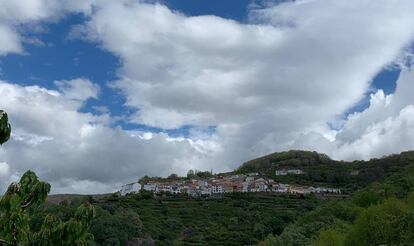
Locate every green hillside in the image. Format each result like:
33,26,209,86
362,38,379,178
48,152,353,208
258,152,414,245
34,192,320,245
24,150,414,245
236,150,414,191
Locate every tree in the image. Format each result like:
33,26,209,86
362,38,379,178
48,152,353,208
311,229,344,246
257,234,282,246
0,110,11,145
187,170,195,178
0,110,96,245
167,173,179,180
0,171,51,245
344,199,413,246
0,171,96,246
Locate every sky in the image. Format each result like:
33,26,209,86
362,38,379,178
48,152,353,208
0,0,414,194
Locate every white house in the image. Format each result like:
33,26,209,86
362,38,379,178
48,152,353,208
212,184,224,194
143,183,157,192
242,182,249,192
120,182,141,196
157,184,172,193
275,169,288,176
276,169,304,176
201,187,212,195
272,183,289,193
245,177,254,183
254,180,267,192
171,185,182,194
197,180,208,187
287,169,304,175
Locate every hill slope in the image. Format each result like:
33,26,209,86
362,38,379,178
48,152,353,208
32,150,414,245
236,150,414,191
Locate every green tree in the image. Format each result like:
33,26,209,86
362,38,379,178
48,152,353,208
311,229,344,246
0,110,96,245
257,234,282,246
0,110,11,145
0,171,51,245
344,199,413,246
167,173,179,180
0,171,96,246
186,169,195,178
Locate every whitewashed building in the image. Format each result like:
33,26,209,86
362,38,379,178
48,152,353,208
274,184,289,193
276,169,304,176
275,170,288,176
287,169,304,175
212,184,223,194
120,182,141,196
143,183,157,192
245,177,254,183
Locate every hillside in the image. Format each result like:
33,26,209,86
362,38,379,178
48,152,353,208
258,151,414,245
29,150,414,245
31,151,414,245
236,150,414,191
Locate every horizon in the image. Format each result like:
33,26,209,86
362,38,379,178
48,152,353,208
1,0,414,194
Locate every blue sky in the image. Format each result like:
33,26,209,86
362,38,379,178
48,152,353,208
1,0,414,193
0,0,400,135
0,1,254,137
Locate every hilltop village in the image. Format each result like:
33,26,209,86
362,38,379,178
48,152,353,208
120,169,341,197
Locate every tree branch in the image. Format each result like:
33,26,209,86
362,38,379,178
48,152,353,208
20,198,33,211
0,238,12,245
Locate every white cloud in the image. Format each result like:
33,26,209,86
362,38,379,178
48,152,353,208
0,162,10,177
0,0,97,56
74,0,414,162
0,80,218,193
55,78,100,101
0,24,23,55
76,0,414,129
293,67,414,160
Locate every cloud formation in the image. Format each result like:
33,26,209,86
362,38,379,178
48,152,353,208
0,0,414,193
0,0,96,55
75,0,414,161
293,68,414,160
0,80,217,193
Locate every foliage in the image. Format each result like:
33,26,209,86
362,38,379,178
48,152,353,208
0,110,11,145
344,198,414,246
0,110,96,245
0,171,96,246
0,171,50,245
257,234,282,246
259,157,414,246
235,149,414,192
90,207,142,246
311,229,345,246
187,169,213,179
33,193,319,245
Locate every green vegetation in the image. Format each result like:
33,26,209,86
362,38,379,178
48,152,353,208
0,109,96,246
236,149,414,192
33,192,319,245
0,110,11,145
259,153,414,245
